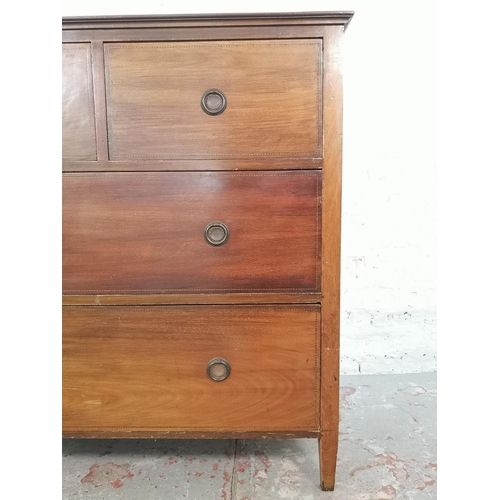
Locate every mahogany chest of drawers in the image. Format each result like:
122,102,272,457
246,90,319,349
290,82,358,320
62,11,353,491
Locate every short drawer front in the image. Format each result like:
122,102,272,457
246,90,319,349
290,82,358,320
62,171,321,294
62,43,96,160
63,306,320,431
105,40,321,159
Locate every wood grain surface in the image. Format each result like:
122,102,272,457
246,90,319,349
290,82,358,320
61,12,352,491
63,25,327,44
62,43,96,160
62,158,323,172
104,40,321,159
90,41,108,161
62,292,322,306
62,305,320,431
63,430,320,439
319,25,345,491
62,171,321,294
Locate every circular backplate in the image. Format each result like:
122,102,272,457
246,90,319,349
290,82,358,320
204,222,229,246
201,89,227,116
206,358,231,382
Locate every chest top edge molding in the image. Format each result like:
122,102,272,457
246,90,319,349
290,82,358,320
62,11,354,30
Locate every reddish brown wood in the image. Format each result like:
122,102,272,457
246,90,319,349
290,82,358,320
105,40,321,160
62,293,322,306
319,25,345,490
62,158,323,172
63,430,319,439
319,430,339,490
63,305,320,432
62,43,96,160
61,12,353,491
63,171,321,294
90,41,108,161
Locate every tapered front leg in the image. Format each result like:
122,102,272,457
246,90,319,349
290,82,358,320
319,429,339,491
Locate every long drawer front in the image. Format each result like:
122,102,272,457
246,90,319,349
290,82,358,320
62,171,321,294
63,305,320,432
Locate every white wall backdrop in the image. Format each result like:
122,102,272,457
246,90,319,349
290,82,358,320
62,0,436,374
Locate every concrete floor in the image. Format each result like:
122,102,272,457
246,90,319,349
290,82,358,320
62,372,436,499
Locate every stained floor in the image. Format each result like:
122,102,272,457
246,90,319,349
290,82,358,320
62,372,437,499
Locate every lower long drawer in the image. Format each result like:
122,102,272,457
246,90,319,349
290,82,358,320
62,305,320,433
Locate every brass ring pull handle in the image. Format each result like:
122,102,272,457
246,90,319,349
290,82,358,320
201,89,227,115
206,358,231,382
204,222,229,246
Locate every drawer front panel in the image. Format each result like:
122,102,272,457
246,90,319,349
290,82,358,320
62,171,321,294
62,43,96,160
105,40,321,159
63,306,320,431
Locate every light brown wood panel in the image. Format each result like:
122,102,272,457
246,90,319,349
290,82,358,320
104,40,321,159
62,43,96,160
62,171,321,294
62,305,320,431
